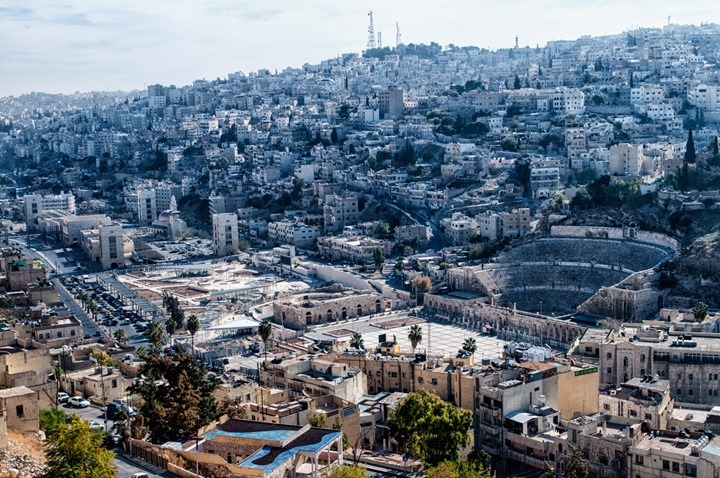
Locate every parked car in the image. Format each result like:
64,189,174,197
88,421,104,430
68,396,90,408
57,392,70,403
106,401,136,419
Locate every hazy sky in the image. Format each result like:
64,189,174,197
1,0,718,97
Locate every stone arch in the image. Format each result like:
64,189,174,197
327,310,333,321
357,304,363,316
375,300,382,313
342,307,348,320
305,311,312,325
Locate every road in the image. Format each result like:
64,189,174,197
51,277,105,338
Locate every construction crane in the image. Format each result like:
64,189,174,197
367,11,376,49
396,22,402,47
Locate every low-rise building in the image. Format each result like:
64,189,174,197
316,236,391,264
268,221,320,249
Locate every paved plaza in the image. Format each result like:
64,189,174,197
310,310,508,360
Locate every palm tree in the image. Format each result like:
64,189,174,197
408,324,423,354
146,321,164,354
165,318,177,336
462,337,478,356
113,329,128,345
258,318,272,366
693,301,709,323
187,314,200,354
350,332,364,350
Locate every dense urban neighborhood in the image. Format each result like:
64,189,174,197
4,20,720,478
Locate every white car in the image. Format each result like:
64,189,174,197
88,421,104,431
57,392,70,403
68,396,90,408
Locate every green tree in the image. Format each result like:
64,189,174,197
307,412,328,428
91,349,118,367
408,324,423,354
39,407,69,438
326,464,367,478
685,129,696,164
187,314,200,354
44,414,117,478
258,318,273,366
513,75,522,90
468,243,485,260
292,177,305,200
113,328,128,345
165,317,177,336
350,332,364,350
129,349,218,443
427,459,493,478
543,444,589,478
372,247,385,270
462,337,477,356
146,321,164,355
693,301,709,323
387,390,472,466
238,238,250,252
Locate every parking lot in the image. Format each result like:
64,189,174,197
59,275,151,347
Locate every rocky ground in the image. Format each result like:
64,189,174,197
0,430,46,478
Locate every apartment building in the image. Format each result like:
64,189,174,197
378,88,404,118
267,220,320,249
212,213,239,256
440,213,478,245
323,194,360,233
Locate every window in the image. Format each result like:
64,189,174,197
630,410,637,417
111,379,117,388
431,378,438,385
689,373,694,380
16,405,24,418
604,404,610,411
623,357,628,367
686,464,697,477
634,455,643,465
607,352,612,359
585,346,593,353
678,373,682,380
607,367,612,374
689,389,694,396
662,460,670,471
645,413,652,420
672,462,680,473
677,388,682,395
640,354,645,361
70,330,76,336
418,377,424,383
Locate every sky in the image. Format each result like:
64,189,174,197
1,0,718,97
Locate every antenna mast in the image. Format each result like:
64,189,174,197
396,22,402,47
367,11,376,49
378,32,383,49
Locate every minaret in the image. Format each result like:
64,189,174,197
515,35,519,49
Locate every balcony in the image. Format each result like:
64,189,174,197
478,421,502,435
506,449,548,470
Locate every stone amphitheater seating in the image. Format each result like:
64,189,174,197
497,238,671,272
486,265,629,293
497,290,593,316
